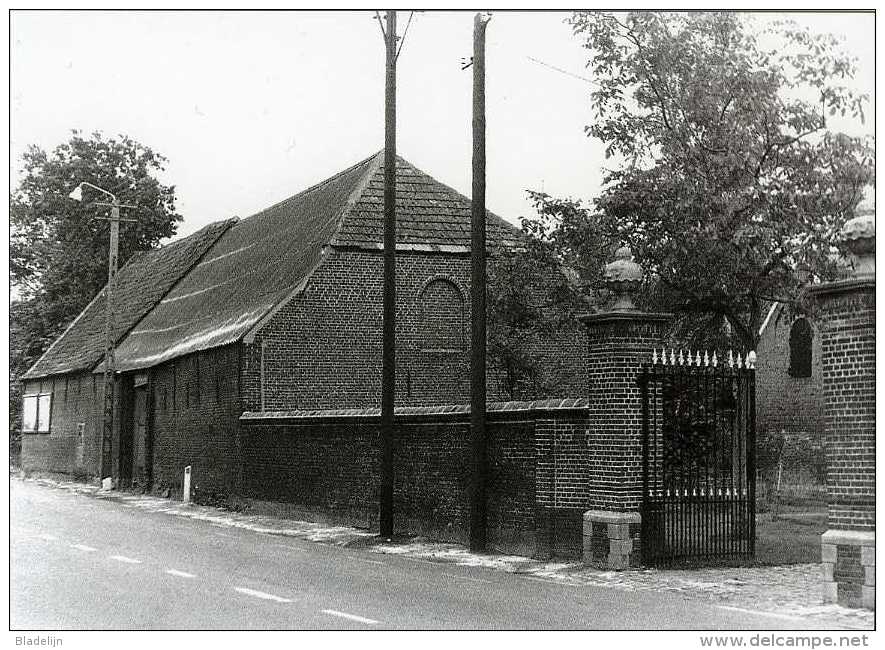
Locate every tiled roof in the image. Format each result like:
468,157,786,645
53,152,521,374
23,219,235,380
333,154,519,250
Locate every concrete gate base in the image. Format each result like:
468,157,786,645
583,510,641,570
821,529,875,610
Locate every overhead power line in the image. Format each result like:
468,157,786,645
526,55,597,86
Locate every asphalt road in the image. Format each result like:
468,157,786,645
10,479,814,630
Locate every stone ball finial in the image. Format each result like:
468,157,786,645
841,213,875,278
604,245,643,310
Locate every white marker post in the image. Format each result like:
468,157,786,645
183,465,192,504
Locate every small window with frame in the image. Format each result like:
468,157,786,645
788,318,813,378
22,392,52,434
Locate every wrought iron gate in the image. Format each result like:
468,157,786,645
639,350,756,566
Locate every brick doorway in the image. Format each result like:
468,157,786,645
118,373,152,488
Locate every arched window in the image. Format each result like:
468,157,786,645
419,278,465,351
788,318,813,378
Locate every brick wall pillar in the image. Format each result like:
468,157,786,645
577,246,670,569
810,213,875,610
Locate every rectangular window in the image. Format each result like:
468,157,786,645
22,392,52,433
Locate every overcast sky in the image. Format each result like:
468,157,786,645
10,10,875,241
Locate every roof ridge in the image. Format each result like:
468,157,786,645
241,154,384,345
238,151,383,226
152,217,240,252
330,151,386,245
392,155,521,237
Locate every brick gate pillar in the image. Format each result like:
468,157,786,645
810,213,875,610
578,247,670,569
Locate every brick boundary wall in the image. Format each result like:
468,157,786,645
239,399,589,558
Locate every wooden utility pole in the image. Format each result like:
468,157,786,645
470,12,490,552
379,9,397,539
69,182,136,481
100,199,121,479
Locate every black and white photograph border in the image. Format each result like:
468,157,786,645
5,0,879,644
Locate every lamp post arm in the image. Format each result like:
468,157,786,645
79,182,118,204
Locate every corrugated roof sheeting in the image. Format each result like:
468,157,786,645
112,154,379,371
23,219,235,380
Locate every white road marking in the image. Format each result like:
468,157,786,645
716,606,809,622
71,544,97,552
321,609,379,625
234,587,292,603
166,569,196,579
110,555,142,564
353,557,383,565
38,534,58,541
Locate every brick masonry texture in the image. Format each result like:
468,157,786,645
583,315,670,512
812,284,875,531
239,403,589,558
21,373,104,477
20,246,586,499
148,345,243,497
245,248,586,411
755,306,825,490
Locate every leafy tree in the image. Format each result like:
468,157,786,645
528,12,873,350
487,233,588,400
9,131,181,454
11,130,181,315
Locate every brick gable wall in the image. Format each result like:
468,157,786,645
245,247,586,412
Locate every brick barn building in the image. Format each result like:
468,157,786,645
754,302,826,494
20,152,586,499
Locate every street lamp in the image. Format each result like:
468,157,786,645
69,181,136,483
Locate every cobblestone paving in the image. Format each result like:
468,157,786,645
22,476,874,630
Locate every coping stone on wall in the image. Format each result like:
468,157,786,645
240,398,590,424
